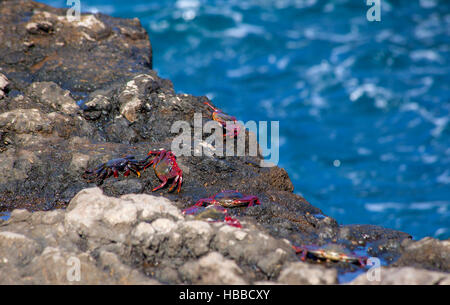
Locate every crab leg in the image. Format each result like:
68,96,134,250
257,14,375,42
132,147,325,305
127,164,141,177
93,168,108,183
152,176,168,192
195,198,214,207
300,250,308,261
123,168,131,177
168,175,180,192
204,101,218,112
177,174,183,193
91,168,111,184
224,216,242,228
142,150,164,170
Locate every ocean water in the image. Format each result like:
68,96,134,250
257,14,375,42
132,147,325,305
42,0,449,240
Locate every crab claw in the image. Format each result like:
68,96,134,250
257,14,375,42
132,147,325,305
224,216,242,228
182,205,202,215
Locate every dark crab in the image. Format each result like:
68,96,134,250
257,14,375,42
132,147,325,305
82,155,142,184
142,149,183,193
204,101,241,138
293,243,367,267
182,205,242,228
194,190,261,208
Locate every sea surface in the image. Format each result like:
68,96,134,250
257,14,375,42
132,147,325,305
42,0,450,240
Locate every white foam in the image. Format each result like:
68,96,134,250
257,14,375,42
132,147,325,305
365,201,450,213
223,24,264,38
437,170,450,184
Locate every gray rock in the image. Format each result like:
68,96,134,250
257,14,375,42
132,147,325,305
179,252,247,284
26,82,79,115
0,73,8,99
212,225,293,278
96,250,160,284
69,153,90,174
350,267,450,285
25,246,119,284
9,209,31,223
131,222,156,246
121,193,183,222
118,74,159,123
31,210,65,225
25,20,53,34
177,221,213,257
277,261,338,285
0,149,38,183
0,231,42,266
0,108,53,134
393,237,450,272
65,187,139,245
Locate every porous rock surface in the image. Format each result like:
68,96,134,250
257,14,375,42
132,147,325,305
0,0,448,284
0,187,296,284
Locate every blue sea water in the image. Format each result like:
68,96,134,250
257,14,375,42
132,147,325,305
42,0,449,240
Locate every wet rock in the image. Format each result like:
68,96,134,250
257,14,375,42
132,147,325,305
0,0,152,96
104,117,139,144
350,267,450,285
277,261,338,285
110,178,144,195
26,82,79,115
393,237,450,272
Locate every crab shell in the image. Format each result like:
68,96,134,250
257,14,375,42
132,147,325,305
204,101,241,138
143,149,183,193
182,205,242,228
195,190,261,208
294,243,367,266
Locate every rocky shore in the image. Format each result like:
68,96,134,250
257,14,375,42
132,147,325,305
0,0,448,284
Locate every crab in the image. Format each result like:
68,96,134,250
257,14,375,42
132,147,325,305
194,190,261,208
82,155,142,184
142,149,183,193
293,243,367,267
182,205,242,228
204,101,241,138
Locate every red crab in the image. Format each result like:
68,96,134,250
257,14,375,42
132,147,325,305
204,101,241,138
82,155,142,184
293,243,367,267
194,190,261,208
142,149,183,193
182,205,242,228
